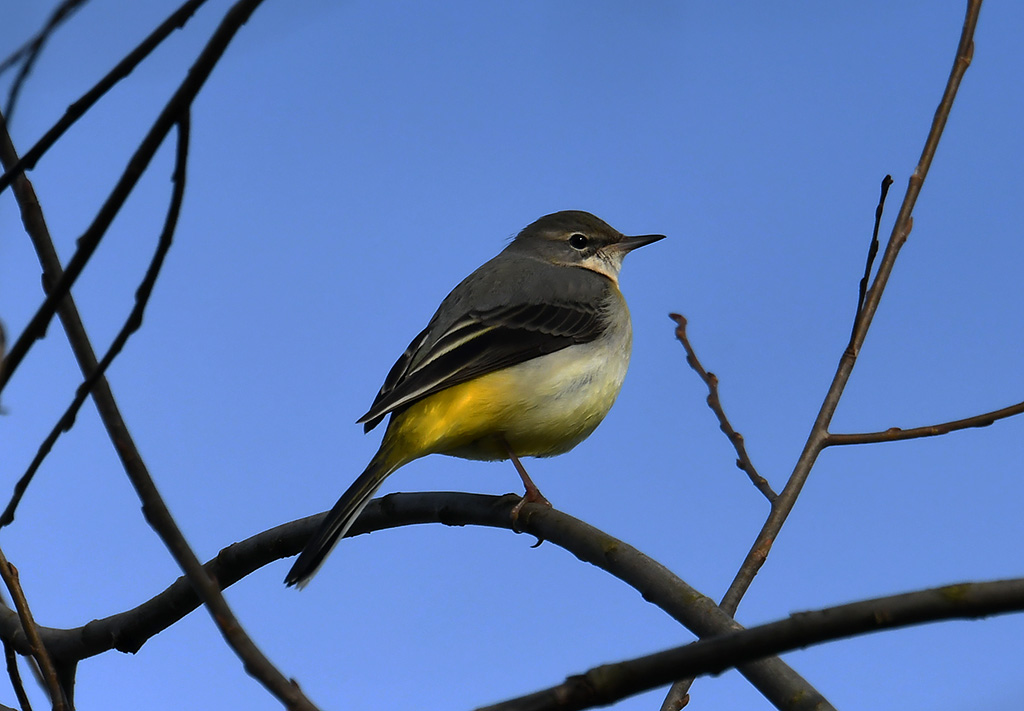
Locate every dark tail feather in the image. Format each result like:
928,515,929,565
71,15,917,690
285,454,394,588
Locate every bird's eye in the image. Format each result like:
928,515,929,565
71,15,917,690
569,233,589,250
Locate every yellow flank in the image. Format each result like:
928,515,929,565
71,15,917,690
379,300,632,471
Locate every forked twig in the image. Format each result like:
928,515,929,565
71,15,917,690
0,0,210,196
718,0,982,618
1,2,321,708
1,0,88,122
0,105,189,526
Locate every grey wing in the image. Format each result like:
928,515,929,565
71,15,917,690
358,299,607,432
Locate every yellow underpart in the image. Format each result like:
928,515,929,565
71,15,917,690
378,325,631,471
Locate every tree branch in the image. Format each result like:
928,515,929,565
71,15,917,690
1,2,321,709
0,0,210,196
0,103,189,527
0,493,830,710
1,0,88,123
0,550,65,710
719,0,983,617
669,313,776,501
481,577,1024,711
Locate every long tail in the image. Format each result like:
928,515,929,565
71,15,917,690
285,452,397,588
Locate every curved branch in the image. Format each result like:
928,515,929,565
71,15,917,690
0,493,830,710
482,578,1024,711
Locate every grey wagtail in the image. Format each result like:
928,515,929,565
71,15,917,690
285,210,664,587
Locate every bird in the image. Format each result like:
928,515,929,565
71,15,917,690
285,210,664,587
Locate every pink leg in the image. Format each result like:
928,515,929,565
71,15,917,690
502,438,552,528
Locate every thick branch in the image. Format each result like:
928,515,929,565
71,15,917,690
481,578,1024,711
0,493,830,710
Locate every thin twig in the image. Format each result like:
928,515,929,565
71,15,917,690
481,577,1024,711
0,493,832,710
825,398,1024,446
2,0,88,122
0,550,65,710
670,313,776,502
718,0,982,617
0,0,210,197
0,102,189,527
850,175,894,342
0,0,232,395
3,641,31,711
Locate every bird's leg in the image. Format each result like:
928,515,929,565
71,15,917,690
501,438,552,529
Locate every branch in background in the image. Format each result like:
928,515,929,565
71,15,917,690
0,0,210,196
0,550,65,710
1,0,88,122
0,103,189,527
1,1,321,708
482,577,1024,711
0,492,831,710
3,641,30,711
663,6,983,708
825,398,1024,446
0,2,226,394
718,0,982,618
670,313,776,502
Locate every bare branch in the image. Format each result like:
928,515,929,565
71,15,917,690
2,641,30,711
0,493,831,710
0,101,189,527
669,313,776,501
0,0,210,196
1,2,321,708
826,398,1024,446
850,175,894,341
0,550,66,710
719,0,983,617
1,0,88,122
483,578,1024,711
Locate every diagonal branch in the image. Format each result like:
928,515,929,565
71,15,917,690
0,102,188,527
1,0,88,123
670,313,776,502
718,0,983,617
1,2,320,709
0,549,65,710
0,0,210,197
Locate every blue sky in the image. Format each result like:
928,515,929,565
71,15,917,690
2,2,1023,709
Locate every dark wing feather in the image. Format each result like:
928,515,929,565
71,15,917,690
358,300,606,431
